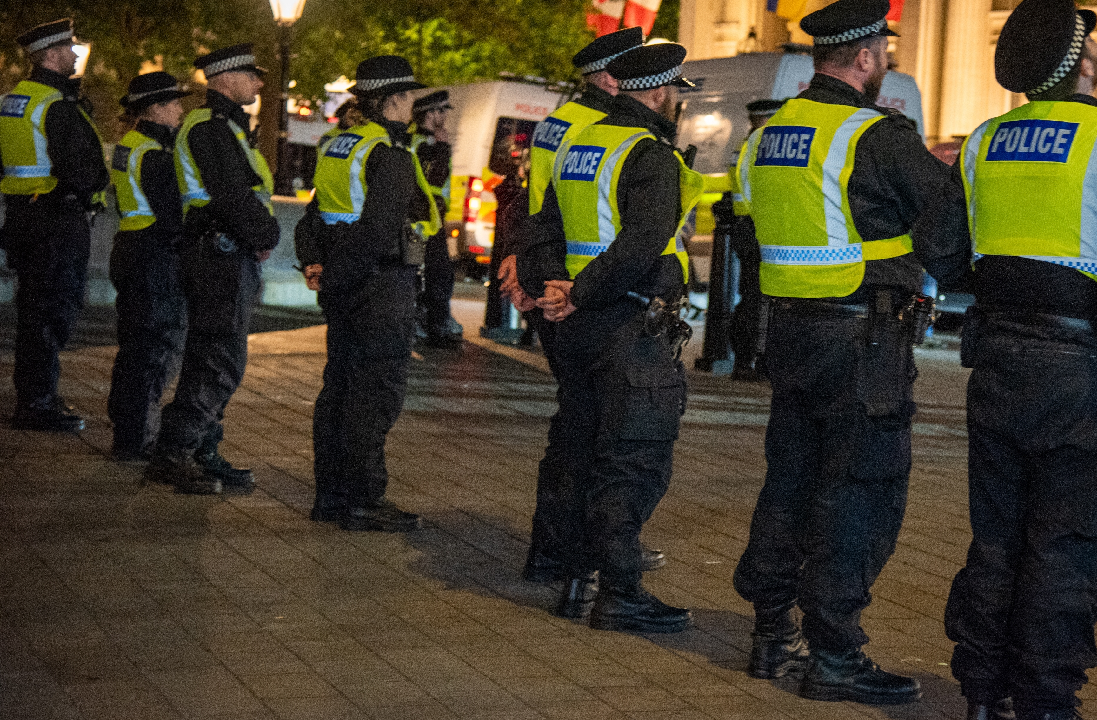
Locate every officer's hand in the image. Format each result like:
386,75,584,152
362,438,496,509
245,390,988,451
498,254,521,296
256,249,273,262
510,285,538,313
304,264,323,292
539,280,576,321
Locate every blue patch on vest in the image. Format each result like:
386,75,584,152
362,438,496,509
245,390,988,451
324,133,363,160
754,126,816,167
533,117,571,152
111,145,132,173
0,95,31,118
559,145,605,181
985,120,1078,162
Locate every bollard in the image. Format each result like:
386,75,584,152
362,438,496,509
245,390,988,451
695,218,738,374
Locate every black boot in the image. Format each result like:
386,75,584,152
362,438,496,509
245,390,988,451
523,546,565,583
310,492,346,522
641,544,666,571
12,402,85,432
1016,708,1080,720
146,449,221,495
555,573,598,619
968,699,1015,720
588,586,691,634
748,607,809,679
195,449,254,494
800,647,921,705
340,499,421,532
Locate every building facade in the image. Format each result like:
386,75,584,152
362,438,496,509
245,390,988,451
679,0,1095,145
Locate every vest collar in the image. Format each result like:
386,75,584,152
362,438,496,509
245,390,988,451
804,73,872,109
29,66,74,97
608,93,677,144
204,89,253,135
136,119,176,147
578,84,614,114
1070,93,1097,107
374,117,410,147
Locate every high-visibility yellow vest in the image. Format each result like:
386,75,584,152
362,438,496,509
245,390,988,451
745,98,913,298
110,129,163,232
731,129,762,217
175,108,274,217
529,100,607,215
313,121,441,237
410,133,451,206
961,100,1097,281
553,123,704,283
0,80,106,200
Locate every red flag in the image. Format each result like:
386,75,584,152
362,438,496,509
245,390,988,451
886,0,904,21
587,0,625,37
623,0,662,36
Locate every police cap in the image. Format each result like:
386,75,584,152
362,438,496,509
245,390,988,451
352,55,425,97
413,90,452,114
995,0,1097,95
800,0,898,45
195,44,267,79
16,18,75,54
746,99,786,117
572,27,644,75
121,71,191,113
607,42,694,91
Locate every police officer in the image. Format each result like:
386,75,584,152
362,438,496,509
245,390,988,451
107,72,191,462
499,27,648,584
723,99,783,381
147,44,280,495
521,42,699,633
301,56,439,532
730,0,966,703
0,19,109,432
411,90,462,347
918,2,1097,718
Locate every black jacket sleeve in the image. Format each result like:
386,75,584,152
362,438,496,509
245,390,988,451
911,160,975,291
357,143,418,261
570,139,680,309
140,149,183,241
516,181,569,297
44,100,109,204
187,118,280,252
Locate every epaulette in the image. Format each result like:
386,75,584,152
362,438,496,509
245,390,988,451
876,106,917,132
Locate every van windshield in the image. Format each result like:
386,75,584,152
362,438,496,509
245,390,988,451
488,117,537,177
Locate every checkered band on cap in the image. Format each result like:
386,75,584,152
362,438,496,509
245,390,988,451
1029,13,1088,94
24,30,73,53
202,54,257,77
578,47,635,75
356,75,415,92
125,85,184,104
813,18,888,45
618,66,682,91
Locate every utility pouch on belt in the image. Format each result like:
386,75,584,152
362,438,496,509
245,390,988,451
861,291,907,418
959,304,983,369
400,224,427,266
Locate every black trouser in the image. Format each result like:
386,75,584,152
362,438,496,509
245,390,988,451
945,315,1097,717
3,195,90,409
107,231,186,452
156,235,260,454
733,306,914,651
314,266,417,507
729,218,761,368
547,305,686,590
421,229,454,337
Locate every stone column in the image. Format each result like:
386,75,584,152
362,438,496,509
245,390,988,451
938,0,992,139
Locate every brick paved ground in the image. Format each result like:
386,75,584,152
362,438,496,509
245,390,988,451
1,316,1094,720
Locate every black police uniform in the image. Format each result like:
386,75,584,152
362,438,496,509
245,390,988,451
917,3,1097,718
3,65,109,430
107,117,187,458
729,0,967,702
154,82,280,487
521,77,690,631
412,104,458,345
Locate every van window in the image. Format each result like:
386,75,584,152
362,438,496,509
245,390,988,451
488,117,537,176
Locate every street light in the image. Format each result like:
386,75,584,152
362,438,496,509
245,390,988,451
269,0,306,193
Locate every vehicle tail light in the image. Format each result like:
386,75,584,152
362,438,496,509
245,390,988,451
464,177,483,223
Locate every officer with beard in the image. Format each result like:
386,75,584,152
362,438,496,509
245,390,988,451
0,19,109,432
730,0,964,705
519,42,700,633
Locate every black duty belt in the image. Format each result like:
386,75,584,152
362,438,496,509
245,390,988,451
984,309,1094,334
771,297,869,319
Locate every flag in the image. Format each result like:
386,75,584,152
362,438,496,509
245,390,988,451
623,0,662,36
766,0,809,20
886,0,905,21
587,0,626,37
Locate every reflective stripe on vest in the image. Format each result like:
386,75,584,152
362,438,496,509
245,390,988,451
732,129,762,217
553,123,704,283
314,123,390,225
748,98,912,298
111,130,162,231
961,101,1097,280
175,108,275,217
0,81,64,195
528,101,608,215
